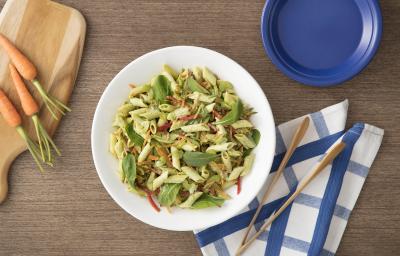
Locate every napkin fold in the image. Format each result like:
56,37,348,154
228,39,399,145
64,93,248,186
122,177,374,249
194,100,384,256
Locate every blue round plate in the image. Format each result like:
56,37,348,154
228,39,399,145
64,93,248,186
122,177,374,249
261,0,382,87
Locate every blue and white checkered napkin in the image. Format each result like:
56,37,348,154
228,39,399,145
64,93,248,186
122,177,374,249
194,100,384,256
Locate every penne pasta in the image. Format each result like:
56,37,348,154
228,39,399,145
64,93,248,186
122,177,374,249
221,152,232,172
241,153,255,176
206,142,235,153
164,174,187,183
234,134,256,149
179,192,203,208
228,166,245,181
138,143,152,163
231,119,254,129
181,166,205,183
171,146,181,170
152,170,169,190
181,123,210,133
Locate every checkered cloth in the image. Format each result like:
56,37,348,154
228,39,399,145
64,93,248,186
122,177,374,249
194,100,384,256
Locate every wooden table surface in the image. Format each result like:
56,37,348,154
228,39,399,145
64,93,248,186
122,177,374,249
0,0,399,255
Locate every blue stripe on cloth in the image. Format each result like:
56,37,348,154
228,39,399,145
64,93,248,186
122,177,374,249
271,131,343,173
275,127,287,154
196,131,344,248
294,193,322,208
258,229,269,241
248,197,259,210
283,166,297,190
308,123,365,255
282,235,310,253
333,205,351,221
320,249,336,256
262,233,336,254
310,112,330,138
213,238,230,256
195,198,285,247
347,160,369,178
294,194,351,220
265,190,296,256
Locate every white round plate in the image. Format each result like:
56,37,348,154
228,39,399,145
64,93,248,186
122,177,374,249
91,46,276,231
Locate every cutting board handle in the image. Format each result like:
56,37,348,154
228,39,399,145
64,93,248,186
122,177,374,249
0,152,15,203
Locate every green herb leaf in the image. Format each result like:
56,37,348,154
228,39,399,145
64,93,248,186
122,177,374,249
191,193,225,209
214,99,243,125
122,153,136,188
152,75,171,103
157,183,181,206
125,124,144,147
187,77,209,94
183,152,218,167
252,129,261,145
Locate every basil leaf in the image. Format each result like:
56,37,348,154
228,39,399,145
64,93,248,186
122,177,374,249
214,99,243,125
183,152,218,167
152,75,171,103
191,194,224,209
244,129,261,157
158,183,181,207
252,129,261,145
187,77,209,94
125,123,144,147
122,153,136,188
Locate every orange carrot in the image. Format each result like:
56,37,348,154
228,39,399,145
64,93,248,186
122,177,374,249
155,146,172,167
147,154,159,161
0,89,44,172
0,34,37,80
9,64,39,116
0,33,70,120
9,63,61,163
0,89,21,127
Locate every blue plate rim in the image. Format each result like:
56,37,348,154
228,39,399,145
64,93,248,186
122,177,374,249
260,0,383,87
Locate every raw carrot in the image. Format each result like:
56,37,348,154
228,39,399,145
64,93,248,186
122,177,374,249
9,64,61,164
155,146,172,167
0,34,37,80
147,154,159,161
0,89,44,172
0,89,21,127
9,64,39,116
0,33,70,120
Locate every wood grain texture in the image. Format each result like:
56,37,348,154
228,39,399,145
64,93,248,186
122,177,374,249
0,0,399,255
0,0,85,203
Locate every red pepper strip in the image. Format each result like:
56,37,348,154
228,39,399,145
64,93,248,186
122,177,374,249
237,176,241,195
158,121,172,132
178,114,201,121
146,191,160,212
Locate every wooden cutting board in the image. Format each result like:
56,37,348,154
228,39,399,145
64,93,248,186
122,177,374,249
0,0,86,203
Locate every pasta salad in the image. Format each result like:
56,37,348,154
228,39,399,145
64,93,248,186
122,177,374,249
109,65,260,211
